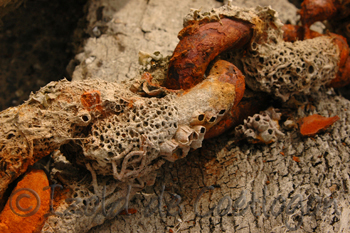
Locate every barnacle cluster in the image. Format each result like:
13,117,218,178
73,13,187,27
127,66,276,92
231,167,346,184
234,107,285,144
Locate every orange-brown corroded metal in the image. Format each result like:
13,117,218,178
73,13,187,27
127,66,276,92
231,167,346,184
208,60,245,107
299,114,340,136
81,90,103,112
328,57,350,88
328,33,350,88
165,18,253,90
282,24,350,89
205,91,271,139
300,0,341,38
282,24,322,41
0,169,50,233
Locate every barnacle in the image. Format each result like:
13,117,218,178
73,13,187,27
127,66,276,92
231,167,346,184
234,108,285,144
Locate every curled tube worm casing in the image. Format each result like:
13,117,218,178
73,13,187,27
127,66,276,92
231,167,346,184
165,18,253,90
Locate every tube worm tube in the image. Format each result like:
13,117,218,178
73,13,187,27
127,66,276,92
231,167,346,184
165,18,253,90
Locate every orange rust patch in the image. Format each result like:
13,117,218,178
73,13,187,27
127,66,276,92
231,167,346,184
119,208,137,215
299,114,340,136
0,169,50,233
205,91,270,139
165,18,253,90
300,0,340,38
81,90,103,112
293,156,300,163
282,24,322,41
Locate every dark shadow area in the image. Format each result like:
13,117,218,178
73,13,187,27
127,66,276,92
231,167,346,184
0,0,88,110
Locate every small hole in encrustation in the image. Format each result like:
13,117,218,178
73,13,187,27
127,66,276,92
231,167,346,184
198,114,205,121
82,115,90,122
209,117,216,123
255,116,260,121
200,127,206,134
100,135,104,141
6,133,15,139
219,109,226,115
143,121,148,127
173,123,178,128
308,65,314,74
268,129,273,134
259,57,264,63
296,68,301,73
107,152,114,157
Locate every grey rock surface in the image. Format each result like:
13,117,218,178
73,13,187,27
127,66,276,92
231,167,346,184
71,0,298,84
88,90,350,233
64,0,350,232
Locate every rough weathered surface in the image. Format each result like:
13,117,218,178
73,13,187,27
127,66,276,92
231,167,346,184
89,90,350,233
71,0,299,84
1,0,349,232
78,1,350,232
0,0,87,110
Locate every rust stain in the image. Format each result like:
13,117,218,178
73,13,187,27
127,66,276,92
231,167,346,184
81,90,103,112
0,169,50,233
293,156,300,163
165,18,253,90
299,114,340,136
